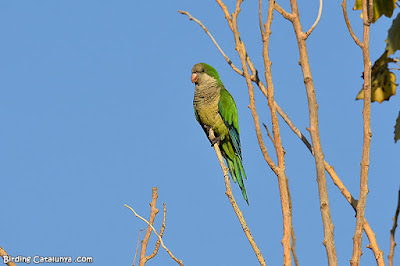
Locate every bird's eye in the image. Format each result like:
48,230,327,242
201,69,205,73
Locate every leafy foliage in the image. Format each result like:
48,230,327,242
354,0,398,23
356,51,397,103
386,12,400,55
395,112,400,142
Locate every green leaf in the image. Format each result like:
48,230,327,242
354,0,398,23
395,112,400,143
356,51,397,103
386,12,400,55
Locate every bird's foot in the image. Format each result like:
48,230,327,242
210,136,221,146
204,125,220,146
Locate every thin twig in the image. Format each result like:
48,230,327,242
208,129,266,266
304,0,323,38
0,246,17,266
125,204,183,266
145,203,167,261
263,123,275,145
133,229,144,266
388,189,400,266
291,227,299,266
177,10,243,75
341,0,363,48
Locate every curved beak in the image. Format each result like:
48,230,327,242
191,73,198,83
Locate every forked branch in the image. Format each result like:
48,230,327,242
139,187,159,265
144,203,167,262
125,190,183,266
341,0,363,48
304,0,323,38
260,0,293,264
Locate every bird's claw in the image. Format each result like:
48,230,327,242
204,125,220,146
210,136,221,146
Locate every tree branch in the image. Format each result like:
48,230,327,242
133,229,144,266
341,0,363,48
260,0,292,264
208,129,267,266
350,0,372,264
0,246,17,266
125,191,183,266
288,0,338,264
177,10,243,76
139,187,159,266
388,188,400,266
144,203,167,262
274,2,294,21
304,0,323,38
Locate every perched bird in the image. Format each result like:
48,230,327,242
191,63,248,204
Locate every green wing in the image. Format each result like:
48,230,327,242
218,87,248,204
218,88,241,158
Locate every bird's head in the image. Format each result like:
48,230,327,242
191,63,222,86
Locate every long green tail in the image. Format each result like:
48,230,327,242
225,150,248,205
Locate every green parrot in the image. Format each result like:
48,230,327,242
191,63,248,204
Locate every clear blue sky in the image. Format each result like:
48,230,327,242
1,1,399,265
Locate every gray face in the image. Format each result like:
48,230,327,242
191,64,215,85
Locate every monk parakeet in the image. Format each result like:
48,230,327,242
191,63,248,204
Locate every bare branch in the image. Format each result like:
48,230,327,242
341,0,363,48
274,2,294,21
350,0,373,263
282,110,382,264
258,0,264,36
0,246,17,266
304,0,323,38
291,227,299,266
139,187,159,266
215,0,234,30
287,0,338,264
145,203,167,261
263,123,275,145
208,128,267,266
133,229,144,266
277,94,384,264
125,202,183,266
388,189,400,266
260,1,293,263
274,99,381,264
178,10,243,75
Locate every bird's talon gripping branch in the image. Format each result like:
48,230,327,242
210,135,221,146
